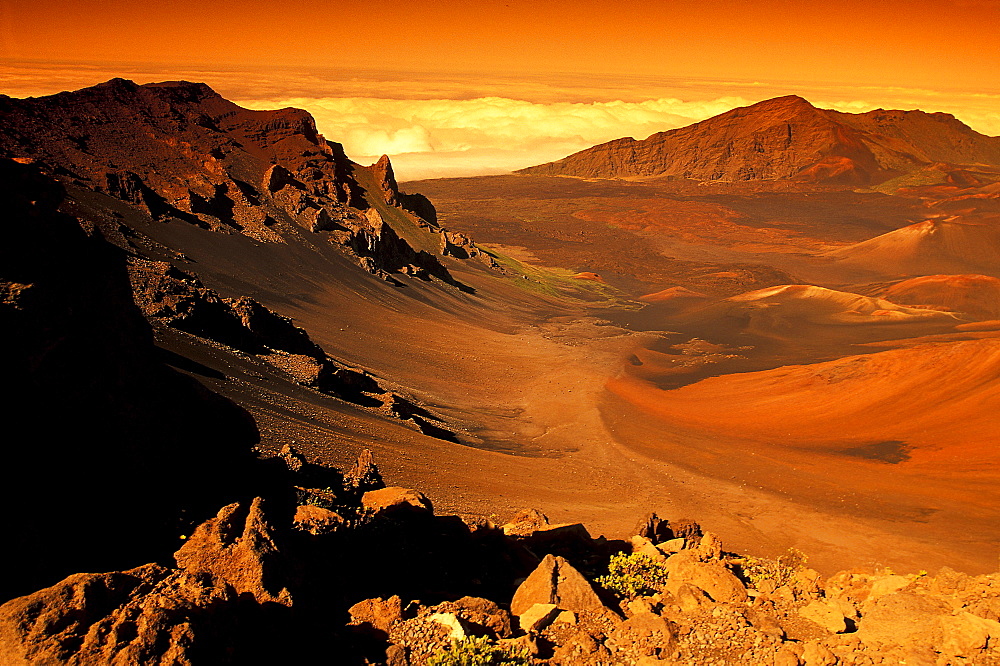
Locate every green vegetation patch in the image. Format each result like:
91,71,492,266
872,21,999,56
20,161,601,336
596,552,670,600
428,637,533,666
484,246,636,307
733,548,808,590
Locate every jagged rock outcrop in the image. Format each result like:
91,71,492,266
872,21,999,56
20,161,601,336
0,78,492,285
128,257,396,405
371,154,399,206
345,448,386,495
5,472,1000,665
174,498,292,605
519,95,1000,185
0,498,298,665
635,512,704,546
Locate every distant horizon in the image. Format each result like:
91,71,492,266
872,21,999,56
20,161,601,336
6,0,1000,179
3,59,1000,181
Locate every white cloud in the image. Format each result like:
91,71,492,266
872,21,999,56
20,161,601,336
6,61,1000,180
236,95,751,180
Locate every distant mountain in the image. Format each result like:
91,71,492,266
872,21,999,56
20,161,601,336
518,95,1000,185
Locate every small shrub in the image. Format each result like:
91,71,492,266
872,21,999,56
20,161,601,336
736,548,807,590
596,552,669,599
427,637,532,666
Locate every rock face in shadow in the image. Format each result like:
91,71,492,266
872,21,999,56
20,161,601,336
0,158,263,602
519,96,1000,185
0,498,296,665
129,258,392,406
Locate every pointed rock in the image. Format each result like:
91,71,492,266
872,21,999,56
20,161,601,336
174,497,292,606
277,443,306,473
345,448,385,495
371,154,399,204
510,554,610,617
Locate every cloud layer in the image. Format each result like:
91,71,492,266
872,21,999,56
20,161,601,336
236,95,752,179
238,91,1000,181
5,61,1000,181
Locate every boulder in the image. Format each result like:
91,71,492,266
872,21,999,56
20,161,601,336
348,595,403,634
431,597,513,639
362,487,433,517
671,583,712,612
0,565,173,665
555,610,577,625
694,532,723,561
657,538,686,555
866,574,911,602
429,612,467,640
606,612,674,658
520,523,594,560
666,518,703,546
663,551,747,603
502,508,550,537
518,603,560,632
634,513,672,544
856,591,951,648
774,643,804,666
938,612,1000,658
801,640,837,666
293,504,344,534
174,497,292,606
631,535,668,563
510,554,612,617
798,600,847,634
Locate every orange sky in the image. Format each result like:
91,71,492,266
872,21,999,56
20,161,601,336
3,0,1000,90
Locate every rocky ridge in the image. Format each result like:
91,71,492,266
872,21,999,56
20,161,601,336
519,96,1000,186
0,78,496,285
2,450,998,665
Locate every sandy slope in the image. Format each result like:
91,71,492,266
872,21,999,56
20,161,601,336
830,213,1000,278
884,274,1000,319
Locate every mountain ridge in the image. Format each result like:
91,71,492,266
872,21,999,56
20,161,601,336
518,96,1000,185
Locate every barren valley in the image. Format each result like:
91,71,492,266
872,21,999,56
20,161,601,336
4,81,1000,664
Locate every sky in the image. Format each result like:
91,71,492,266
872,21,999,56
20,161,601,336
2,0,1000,180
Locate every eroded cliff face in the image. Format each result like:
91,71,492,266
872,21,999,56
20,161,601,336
519,95,1000,185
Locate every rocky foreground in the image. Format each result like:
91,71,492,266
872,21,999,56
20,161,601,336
1,450,998,666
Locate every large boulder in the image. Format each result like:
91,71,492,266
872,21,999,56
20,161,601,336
349,595,404,635
174,497,292,606
431,597,513,639
663,551,747,603
510,554,612,617
361,487,433,518
605,612,675,658
293,504,345,534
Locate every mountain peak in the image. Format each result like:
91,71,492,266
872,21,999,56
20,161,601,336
519,95,1000,183
752,94,816,108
